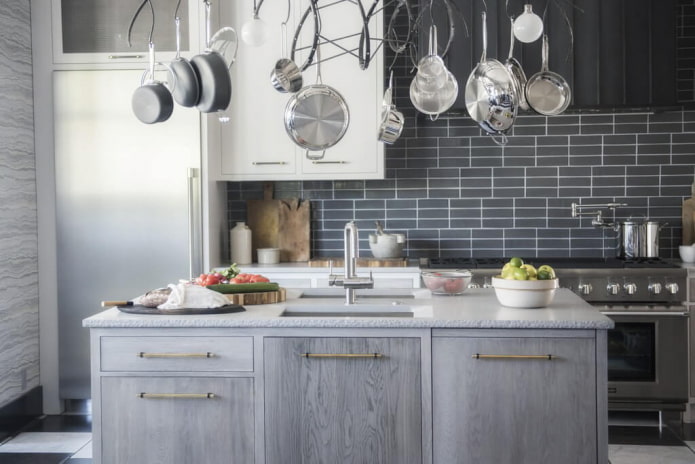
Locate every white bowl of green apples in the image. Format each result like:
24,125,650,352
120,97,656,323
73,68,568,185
492,258,559,308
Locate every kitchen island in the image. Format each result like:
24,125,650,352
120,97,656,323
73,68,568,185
84,288,613,464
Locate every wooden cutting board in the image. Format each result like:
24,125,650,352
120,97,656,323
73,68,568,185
225,288,286,305
247,182,311,262
308,257,409,267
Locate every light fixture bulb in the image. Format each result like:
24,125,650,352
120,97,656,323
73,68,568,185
513,4,543,43
241,16,268,46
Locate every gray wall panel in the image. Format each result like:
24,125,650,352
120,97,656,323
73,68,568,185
0,0,39,408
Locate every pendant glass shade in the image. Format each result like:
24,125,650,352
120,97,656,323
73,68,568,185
513,4,543,43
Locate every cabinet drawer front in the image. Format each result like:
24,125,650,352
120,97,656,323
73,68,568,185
101,377,254,464
433,336,597,463
101,336,253,372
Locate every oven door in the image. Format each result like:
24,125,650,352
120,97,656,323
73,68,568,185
601,309,689,409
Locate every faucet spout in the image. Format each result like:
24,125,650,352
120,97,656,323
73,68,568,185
344,221,359,279
328,221,374,305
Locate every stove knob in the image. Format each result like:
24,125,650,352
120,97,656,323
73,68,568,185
666,282,680,295
606,283,620,295
578,283,593,295
623,282,637,295
648,282,663,295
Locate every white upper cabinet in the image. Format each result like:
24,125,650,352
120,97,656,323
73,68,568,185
51,0,199,66
207,0,384,181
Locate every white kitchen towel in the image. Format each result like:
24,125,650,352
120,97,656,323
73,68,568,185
157,283,229,310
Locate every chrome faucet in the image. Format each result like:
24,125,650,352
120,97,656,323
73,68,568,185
329,221,374,304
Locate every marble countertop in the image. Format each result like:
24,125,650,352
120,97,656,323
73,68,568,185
84,288,614,330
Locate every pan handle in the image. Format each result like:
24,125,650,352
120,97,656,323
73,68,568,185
490,134,509,146
305,150,326,160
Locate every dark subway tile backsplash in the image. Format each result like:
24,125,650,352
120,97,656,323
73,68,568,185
226,108,695,261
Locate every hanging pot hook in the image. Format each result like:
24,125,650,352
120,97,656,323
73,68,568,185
127,0,155,47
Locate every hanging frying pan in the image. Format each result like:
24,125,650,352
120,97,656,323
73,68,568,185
170,0,199,107
464,12,517,136
505,17,529,111
525,34,572,115
284,45,349,160
190,0,235,114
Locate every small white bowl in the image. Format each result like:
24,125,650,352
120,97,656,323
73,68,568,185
492,277,559,308
679,245,695,263
257,248,280,264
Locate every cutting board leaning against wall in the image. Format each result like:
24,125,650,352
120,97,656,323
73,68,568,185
247,182,311,262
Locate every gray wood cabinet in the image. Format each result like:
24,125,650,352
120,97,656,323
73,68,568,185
263,337,422,464
101,376,254,464
432,330,602,464
91,331,256,464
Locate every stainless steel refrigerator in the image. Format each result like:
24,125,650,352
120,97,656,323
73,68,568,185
53,70,203,399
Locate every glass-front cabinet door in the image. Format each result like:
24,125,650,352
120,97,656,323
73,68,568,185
52,0,199,65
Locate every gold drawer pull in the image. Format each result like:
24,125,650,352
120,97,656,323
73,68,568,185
137,352,215,358
472,354,554,360
300,353,383,358
311,160,348,164
138,393,215,399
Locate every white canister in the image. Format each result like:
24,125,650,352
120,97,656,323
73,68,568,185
230,222,252,264
257,248,280,264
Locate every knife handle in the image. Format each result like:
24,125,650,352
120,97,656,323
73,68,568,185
101,300,132,307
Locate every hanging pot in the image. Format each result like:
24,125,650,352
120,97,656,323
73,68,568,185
270,0,303,93
284,45,349,160
464,12,517,140
378,71,404,144
127,0,174,124
170,12,200,107
190,0,236,114
505,17,529,111
525,34,571,115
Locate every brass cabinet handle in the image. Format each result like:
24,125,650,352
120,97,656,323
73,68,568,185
300,353,383,358
472,353,554,360
138,393,216,399
137,352,215,358
252,161,287,165
311,161,348,164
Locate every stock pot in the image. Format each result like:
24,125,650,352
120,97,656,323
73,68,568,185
618,219,666,258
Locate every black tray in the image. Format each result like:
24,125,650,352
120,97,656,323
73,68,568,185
117,304,245,315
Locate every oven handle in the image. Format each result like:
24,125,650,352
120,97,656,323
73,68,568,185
601,311,689,317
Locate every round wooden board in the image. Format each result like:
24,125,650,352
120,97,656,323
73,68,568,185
225,288,286,305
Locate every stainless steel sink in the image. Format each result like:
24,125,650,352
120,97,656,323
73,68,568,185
281,303,414,318
297,288,429,299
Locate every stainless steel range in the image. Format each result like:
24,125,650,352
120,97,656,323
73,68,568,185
425,257,689,412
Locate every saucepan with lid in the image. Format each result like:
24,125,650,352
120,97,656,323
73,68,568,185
284,44,349,160
617,217,668,258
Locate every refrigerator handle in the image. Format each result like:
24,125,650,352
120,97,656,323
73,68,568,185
187,168,203,279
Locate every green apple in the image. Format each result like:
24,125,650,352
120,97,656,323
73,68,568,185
512,267,529,280
508,257,524,268
537,265,556,279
